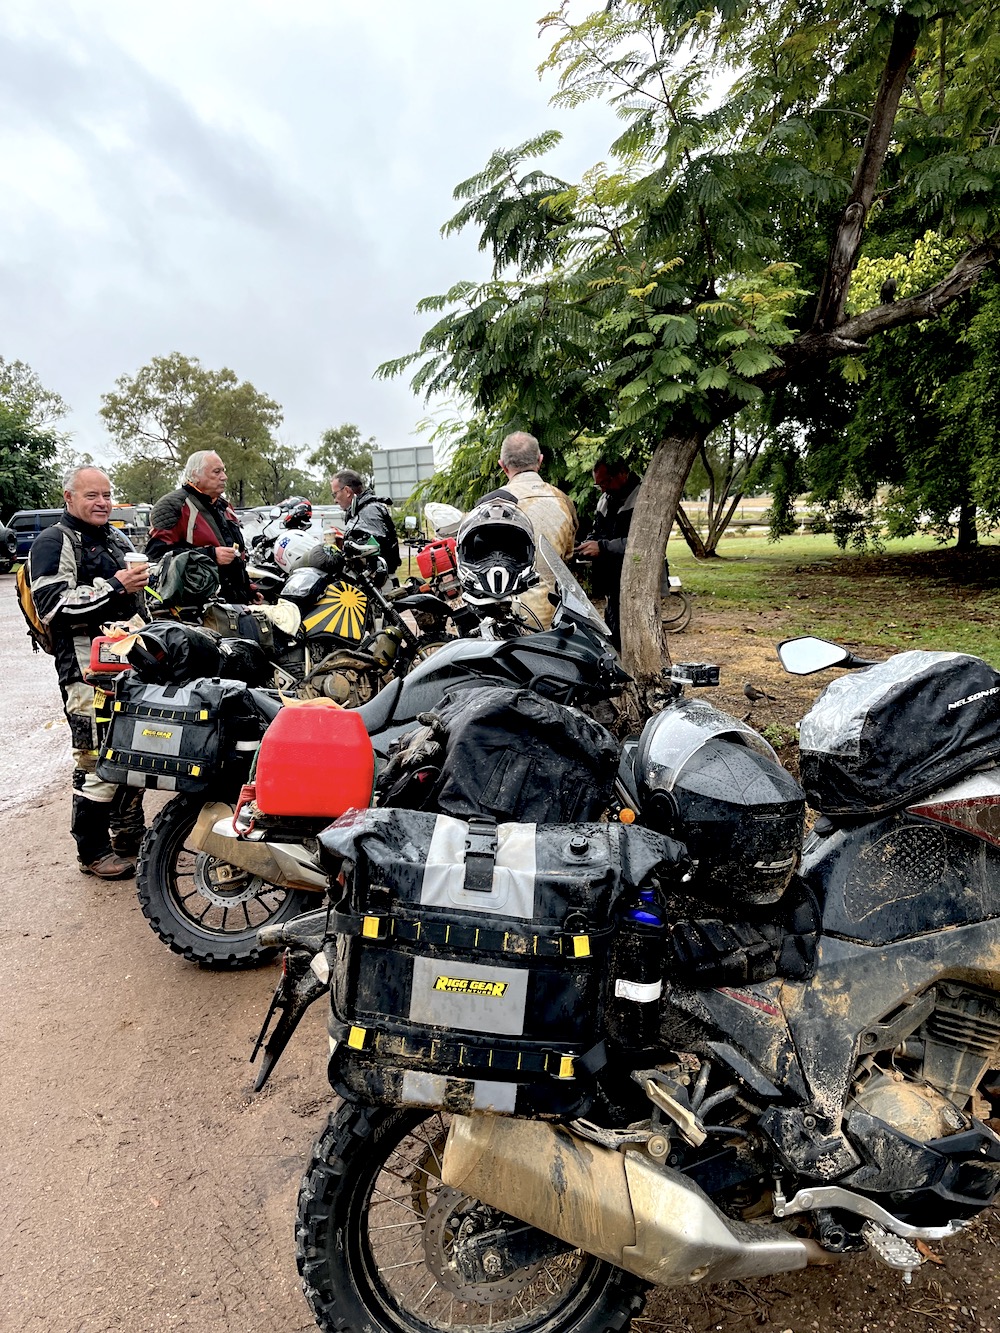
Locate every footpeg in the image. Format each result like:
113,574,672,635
862,1222,921,1283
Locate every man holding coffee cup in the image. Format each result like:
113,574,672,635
28,466,147,878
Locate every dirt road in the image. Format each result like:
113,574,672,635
1,572,998,1333
0,578,332,1332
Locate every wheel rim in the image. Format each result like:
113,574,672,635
350,1111,607,1332
167,810,296,939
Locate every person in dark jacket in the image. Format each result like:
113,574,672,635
330,469,400,576
575,459,641,649
146,451,250,602
29,466,148,878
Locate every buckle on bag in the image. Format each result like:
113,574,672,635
464,816,498,893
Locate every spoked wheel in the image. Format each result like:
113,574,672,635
136,794,313,969
296,1103,648,1333
661,589,693,635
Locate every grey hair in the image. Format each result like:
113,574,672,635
181,450,222,485
499,431,541,474
63,464,110,493
333,468,365,493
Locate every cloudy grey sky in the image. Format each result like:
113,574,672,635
0,0,617,465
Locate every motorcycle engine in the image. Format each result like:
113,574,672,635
838,985,1000,1224
849,1069,968,1141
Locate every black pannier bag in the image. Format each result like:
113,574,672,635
317,807,687,1119
96,674,265,793
377,685,621,823
799,650,1000,817
125,620,224,684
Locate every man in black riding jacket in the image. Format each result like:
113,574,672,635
575,458,641,649
329,468,401,576
28,466,147,879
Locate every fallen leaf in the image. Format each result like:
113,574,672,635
916,1239,944,1265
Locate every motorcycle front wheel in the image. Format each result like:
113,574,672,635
296,1103,648,1333
136,794,314,969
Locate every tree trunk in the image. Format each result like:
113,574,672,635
619,433,702,685
956,499,978,551
675,504,711,558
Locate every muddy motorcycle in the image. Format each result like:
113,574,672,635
253,636,1000,1332
204,539,464,704
114,567,627,969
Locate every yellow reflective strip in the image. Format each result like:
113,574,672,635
347,1026,366,1050
572,936,591,959
558,1056,575,1080
190,765,201,777
362,916,381,939
199,709,209,720
113,701,122,712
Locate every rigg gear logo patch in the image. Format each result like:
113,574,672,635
433,975,508,999
141,728,173,740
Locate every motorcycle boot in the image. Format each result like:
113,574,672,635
72,793,135,879
109,787,146,858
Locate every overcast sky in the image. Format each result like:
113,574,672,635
0,0,617,466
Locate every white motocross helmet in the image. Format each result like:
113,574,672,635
272,529,322,574
455,500,538,606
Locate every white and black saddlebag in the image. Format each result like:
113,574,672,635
799,650,1000,817
96,674,265,792
317,808,687,1118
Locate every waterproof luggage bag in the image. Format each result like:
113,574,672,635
799,650,1000,817
96,674,265,793
317,808,686,1119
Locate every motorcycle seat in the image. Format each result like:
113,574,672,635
356,675,404,737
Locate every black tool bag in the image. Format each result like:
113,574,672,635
377,685,620,823
96,674,265,793
317,807,687,1118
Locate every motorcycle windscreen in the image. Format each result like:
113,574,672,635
537,534,612,638
635,698,779,793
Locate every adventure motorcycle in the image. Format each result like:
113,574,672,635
103,556,627,968
251,634,1000,1332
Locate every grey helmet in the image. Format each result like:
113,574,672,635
455,500,538,606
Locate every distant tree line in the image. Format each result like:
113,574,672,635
0,348,377,520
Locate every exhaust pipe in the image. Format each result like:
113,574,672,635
442,1115,827,1286
190,804,327,893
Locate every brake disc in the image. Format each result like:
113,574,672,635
193,852,270,908
422,1187,543,1300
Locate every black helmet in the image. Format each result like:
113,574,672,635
455,500,538,606
279,496,312,528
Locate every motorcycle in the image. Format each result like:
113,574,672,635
251,634,1000,1333
116,552,628,969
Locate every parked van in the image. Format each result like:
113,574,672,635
7,509,64,560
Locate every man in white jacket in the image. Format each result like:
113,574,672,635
480,432,577,629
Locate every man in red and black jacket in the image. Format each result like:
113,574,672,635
146,450,250,602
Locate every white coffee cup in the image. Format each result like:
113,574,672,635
124,553,149,571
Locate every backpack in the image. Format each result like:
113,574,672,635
16,522,129,654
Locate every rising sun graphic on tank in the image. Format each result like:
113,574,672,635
302,581,369,641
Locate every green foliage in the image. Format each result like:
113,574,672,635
384,1,998,502
99,352,300,507
0,358,66,517
107,456,178,505
307,424,376,489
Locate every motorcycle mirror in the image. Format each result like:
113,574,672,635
777,636,877,674
269,506,281,518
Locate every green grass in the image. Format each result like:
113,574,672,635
669,531,1000,665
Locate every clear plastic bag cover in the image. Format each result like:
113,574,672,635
799,650,963,758
638,699,777,793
